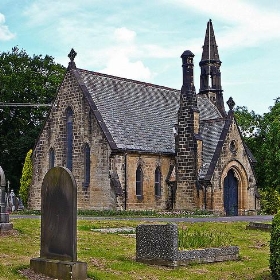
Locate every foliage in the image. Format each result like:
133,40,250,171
178,226,232,249
235,99,280,194
270,211,280,279
235,106,261,138
19,149,33,206
260,189,280,215
77,209,214,218
0,47,65,193
0,219,271,280
258,98,280,192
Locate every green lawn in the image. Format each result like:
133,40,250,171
0,218,272,279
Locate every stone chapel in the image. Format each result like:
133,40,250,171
29,20,259,215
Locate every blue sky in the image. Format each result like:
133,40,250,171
1,0,280,115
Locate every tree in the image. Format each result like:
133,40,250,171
0,47,65,192
19,149,33,206
234,106,262,178
257,98,280,191
235,99,280,214
234,106,261,138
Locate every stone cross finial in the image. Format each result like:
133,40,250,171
67,49,77,70
227,97,235,111
68,48,77,62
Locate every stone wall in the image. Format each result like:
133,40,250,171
209,117,258,214
30,70,115,210
111,153,174,210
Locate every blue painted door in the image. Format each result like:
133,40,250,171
224,169,238,216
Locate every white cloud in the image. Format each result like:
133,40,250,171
100,53,152,81
114,27,136,43
23,0,79,26
0,14,15,41
174,0,280,49
100,27,153,81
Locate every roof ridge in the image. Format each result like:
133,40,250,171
77,68,180,92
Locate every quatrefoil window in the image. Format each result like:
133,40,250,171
229,140,237,153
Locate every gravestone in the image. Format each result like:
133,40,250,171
136,223,178,267
0,166,13,233
30,166,87,279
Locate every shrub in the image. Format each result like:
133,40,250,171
260,189,280,214
19,149,32,206
270,211,280,278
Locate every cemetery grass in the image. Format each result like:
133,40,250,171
0,219,271,280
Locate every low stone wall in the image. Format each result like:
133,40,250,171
136,223,239,267
178,246,239,265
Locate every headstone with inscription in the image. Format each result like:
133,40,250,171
30,166,87,279
0,166,13,233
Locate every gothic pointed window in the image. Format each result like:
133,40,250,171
136,166,143,197
154,167,161,197
83,143,90,188
89,110,93,135
49,148,55,169
66,107,73,171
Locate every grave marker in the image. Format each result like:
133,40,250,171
30,166,87,279
0,166,13,232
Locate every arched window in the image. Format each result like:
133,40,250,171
83,143,90,188
136,166,143,197
89,110,93,135
49,148,55,169
66,107,73,171
154,167,161,197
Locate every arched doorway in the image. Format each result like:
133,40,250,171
223,169,238,216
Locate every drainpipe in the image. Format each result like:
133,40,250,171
124,152,127,210
204,185,207,210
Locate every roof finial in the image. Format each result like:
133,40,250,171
227,97,235,111
68,48,77,62
67,48,77,70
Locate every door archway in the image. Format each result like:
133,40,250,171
223,169,238,216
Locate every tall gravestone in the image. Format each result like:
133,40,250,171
30,166,87,279
0,166,13,233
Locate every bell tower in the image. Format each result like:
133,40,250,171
199,20,226,116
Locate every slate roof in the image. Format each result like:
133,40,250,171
75,68,226,178
199,118,226,177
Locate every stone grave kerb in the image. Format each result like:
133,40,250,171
30,166,87,279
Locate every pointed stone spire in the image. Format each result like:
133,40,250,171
201,19,220,62
199,20,226,117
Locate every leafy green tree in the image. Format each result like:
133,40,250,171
257,98,280,191
234,106,261,138
234,106,262,159
235,99,280,214
0,47,65,192
19,149,33,206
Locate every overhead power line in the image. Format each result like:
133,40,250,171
0,103,52,107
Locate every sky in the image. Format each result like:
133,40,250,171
1,0,280,115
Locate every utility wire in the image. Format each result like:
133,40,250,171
0,103,52,107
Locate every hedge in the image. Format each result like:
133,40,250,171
270,211,280,278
